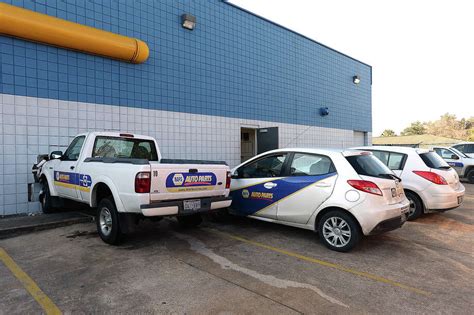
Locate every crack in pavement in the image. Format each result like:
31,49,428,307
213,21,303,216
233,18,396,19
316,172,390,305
173,232,348,308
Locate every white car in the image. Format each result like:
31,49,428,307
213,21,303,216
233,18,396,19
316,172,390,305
433,146,474,184
352,146,465,220
34,132,232,244
229,149,409,252
452,142,474,158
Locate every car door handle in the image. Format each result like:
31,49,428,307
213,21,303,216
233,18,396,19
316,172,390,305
264,182,277,189
70,166,75,170
315,182,331,187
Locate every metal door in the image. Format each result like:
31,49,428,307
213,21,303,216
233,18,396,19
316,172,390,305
257,127,279,154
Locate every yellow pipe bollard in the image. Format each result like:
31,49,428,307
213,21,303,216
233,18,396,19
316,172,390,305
0,3,149,63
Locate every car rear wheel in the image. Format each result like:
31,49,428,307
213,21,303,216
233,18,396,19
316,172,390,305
177,214,203,228
318,210,360,252
405,191,423,221
467,169,474,184
96,197,123,245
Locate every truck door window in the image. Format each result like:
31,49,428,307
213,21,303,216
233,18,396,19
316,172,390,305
239,154,287,178
92,136,158,160
62,136,85,161
290,153,335,176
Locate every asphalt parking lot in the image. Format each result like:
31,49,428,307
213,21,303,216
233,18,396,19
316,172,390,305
1,184,473,314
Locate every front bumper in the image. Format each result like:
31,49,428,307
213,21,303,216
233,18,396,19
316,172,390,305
140,196,232,217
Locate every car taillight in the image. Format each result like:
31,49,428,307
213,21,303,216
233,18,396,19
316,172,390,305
225,171,231,189
413,171,448,185
347,180,383,196
135,172,151,193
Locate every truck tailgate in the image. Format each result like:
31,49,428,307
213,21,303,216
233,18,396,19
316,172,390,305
150,163,229,201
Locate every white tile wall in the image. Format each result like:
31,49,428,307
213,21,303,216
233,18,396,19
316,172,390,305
0,94,371,215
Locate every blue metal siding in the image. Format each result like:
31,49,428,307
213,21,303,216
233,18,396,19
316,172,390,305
0,0,371,131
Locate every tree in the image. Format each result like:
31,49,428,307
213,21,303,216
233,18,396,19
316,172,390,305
401,121,426,136
380,129,396,137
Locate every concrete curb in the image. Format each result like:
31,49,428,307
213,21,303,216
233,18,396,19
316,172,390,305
0,213,94,239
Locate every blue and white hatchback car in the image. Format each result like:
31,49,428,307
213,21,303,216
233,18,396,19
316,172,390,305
230,149,410,252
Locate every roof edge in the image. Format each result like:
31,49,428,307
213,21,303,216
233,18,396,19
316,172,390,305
222,0,372,68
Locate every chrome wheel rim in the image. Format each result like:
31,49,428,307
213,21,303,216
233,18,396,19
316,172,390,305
322,217,351,247
99,207,113,236
408,198,416,217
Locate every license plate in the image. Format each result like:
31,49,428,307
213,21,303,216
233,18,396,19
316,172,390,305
184,199,201,211
458,196,463,204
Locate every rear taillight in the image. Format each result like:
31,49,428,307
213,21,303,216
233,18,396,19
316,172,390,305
135,172,151,193
413,171,448,185
225,171,231,189
347,180,383,196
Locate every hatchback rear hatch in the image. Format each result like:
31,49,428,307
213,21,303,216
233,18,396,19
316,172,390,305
344,151,405,204
418,151,461,190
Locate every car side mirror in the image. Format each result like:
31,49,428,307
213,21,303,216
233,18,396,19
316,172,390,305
451,154,459,160
231,169,242,179
50,151,63,159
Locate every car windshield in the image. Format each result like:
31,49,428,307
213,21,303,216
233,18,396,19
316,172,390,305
345,154,395,179
419,151,450,169
450,147,469,158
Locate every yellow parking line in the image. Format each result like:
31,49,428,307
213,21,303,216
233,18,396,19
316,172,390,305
209,229,431,296
0,247,61,315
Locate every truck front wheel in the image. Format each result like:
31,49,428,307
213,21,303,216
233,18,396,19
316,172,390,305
40,180,54,214
97,198,123,245
177,214,203,228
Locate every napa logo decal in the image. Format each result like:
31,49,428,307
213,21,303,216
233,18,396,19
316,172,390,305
172,173,185,186
166,172,217,192
250,191,274,201
54,171,92,192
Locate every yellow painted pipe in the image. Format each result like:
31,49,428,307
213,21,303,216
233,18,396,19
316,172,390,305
0,2,149,63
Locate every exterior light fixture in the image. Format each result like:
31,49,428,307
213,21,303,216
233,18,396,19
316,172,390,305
320,107,329,116
352,75,361,85
181,14,196,30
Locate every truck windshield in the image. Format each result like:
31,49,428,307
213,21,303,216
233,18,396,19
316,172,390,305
346,154,395,179
92,136,158,161
419,152,450,169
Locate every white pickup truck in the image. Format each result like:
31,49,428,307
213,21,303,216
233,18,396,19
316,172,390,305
33,132,232,244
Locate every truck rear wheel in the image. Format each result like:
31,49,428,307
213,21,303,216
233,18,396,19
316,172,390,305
177,214,202,228
97,197,123,245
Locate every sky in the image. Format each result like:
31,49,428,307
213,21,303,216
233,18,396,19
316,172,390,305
230,0,474,136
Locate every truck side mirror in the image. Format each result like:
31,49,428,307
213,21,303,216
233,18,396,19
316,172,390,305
451,154,459,160
50,151,63,160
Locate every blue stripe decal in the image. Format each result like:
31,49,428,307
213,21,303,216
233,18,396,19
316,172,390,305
54,171,92,188
230,173,336,216
447,162,463,168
